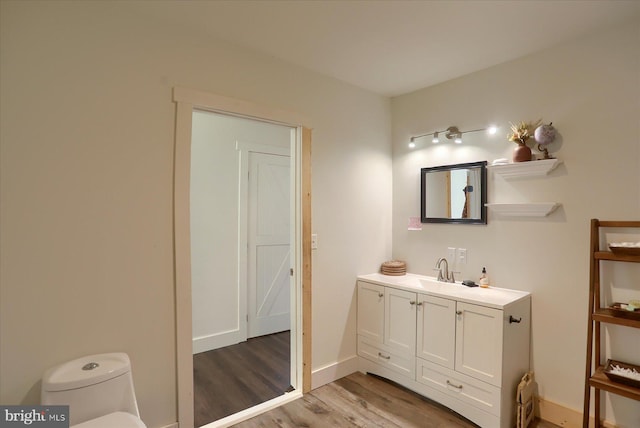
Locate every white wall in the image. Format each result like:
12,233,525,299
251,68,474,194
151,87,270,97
391,18,640,426
190,111,292,353
0,2,392,427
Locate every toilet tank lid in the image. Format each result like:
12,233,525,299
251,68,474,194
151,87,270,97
42,353,131,392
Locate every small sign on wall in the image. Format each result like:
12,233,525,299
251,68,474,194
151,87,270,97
408,217,422,231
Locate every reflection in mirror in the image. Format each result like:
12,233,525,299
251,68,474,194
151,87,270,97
421,161,487,224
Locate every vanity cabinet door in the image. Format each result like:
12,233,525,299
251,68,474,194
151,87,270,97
356,281,384,343
455,302,503,387
417,294,455,369
384,287,417,355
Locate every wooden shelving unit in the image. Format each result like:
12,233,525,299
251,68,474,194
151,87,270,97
583,219,640,427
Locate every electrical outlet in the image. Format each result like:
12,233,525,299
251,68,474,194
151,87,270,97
458,248,467,265
447,247,456,261
311,234,318,250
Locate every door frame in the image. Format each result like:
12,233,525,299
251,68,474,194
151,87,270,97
173,87,312,428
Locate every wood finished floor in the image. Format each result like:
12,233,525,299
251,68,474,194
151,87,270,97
194,331,290,426
233,371,561,428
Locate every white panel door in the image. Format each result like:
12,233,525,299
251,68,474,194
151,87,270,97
455,302,503,386
417,294,456,369
384,287,417,355
247,152,290,338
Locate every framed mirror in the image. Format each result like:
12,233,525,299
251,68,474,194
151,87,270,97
421,161,487,224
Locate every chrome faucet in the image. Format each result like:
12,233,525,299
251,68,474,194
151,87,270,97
434,257,456,283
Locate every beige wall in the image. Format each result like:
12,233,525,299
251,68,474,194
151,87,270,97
3,1,637,427
391,19,640,426
0,2,392,427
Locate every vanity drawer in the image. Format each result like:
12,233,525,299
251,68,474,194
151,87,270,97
416,358,500,416
358,335,415,379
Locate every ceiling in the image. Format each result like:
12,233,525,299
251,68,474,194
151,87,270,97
130,0,640,97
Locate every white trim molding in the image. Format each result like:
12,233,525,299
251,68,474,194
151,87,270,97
199,391,303,428
192,330,243,355
173,87,311,128
311,356,360,389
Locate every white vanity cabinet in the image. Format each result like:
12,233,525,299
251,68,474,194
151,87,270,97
384,287,417,354
454,301,504,385
357,273,531,428
417,294,456,368
356,282,416,378
418,296,503,385
356,281,384,342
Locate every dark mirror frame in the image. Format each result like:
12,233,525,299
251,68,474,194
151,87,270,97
420,160,487,224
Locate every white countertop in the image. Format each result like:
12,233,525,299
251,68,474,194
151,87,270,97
358,273,530,309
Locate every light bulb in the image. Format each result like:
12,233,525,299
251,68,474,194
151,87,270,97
408,142,416,149
454,135,462,144
432,132,439,143
487,125,497,135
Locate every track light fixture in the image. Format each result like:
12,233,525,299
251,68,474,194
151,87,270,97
445,126,463,143
409,124,497,148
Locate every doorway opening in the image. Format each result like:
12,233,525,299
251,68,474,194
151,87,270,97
191,111,293,425
173,87,311,428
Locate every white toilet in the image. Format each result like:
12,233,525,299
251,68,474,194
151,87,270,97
41,352,147,428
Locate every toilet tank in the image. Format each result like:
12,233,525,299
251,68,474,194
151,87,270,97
41,353,140,426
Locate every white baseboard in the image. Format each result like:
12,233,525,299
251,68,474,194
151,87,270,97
536,396,615,428
159,423,179,428
311,355,360,389
192,330,244,354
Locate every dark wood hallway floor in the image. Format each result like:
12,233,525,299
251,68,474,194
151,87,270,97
194,330,290,426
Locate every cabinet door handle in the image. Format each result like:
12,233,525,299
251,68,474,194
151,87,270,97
410,301,416,305
416,301,423,306
456,310,462,315
446,380,463,389
378,293,384,298
377,352,391,360
509,315,522,324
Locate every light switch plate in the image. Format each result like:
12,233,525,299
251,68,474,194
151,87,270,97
458,248,467,264
311,234,318,250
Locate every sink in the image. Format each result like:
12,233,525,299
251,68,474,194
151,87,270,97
388,275,458,291
360,273,459,291
419,277,462,290
358,272,531,309
419,277,443,288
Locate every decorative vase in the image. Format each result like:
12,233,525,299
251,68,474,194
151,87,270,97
513,143,532,162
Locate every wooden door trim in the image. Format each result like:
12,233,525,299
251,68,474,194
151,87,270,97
302,127,312,393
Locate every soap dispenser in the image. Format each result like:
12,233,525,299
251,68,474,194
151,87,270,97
479,267,490,288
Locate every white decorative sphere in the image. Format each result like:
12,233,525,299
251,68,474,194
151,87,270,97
534,124,556,146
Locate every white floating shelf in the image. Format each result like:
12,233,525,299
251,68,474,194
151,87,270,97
489,158,562,178
485,203,560,217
